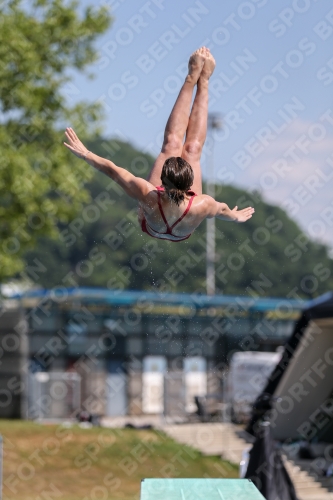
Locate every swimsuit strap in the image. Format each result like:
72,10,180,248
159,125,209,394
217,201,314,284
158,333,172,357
169,194,196,230
157,189,171,232
156,187,196,233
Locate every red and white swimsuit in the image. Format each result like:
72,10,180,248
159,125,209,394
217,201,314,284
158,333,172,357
141,186,197,242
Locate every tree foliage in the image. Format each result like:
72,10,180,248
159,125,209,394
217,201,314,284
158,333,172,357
0,0,112,281
24,138,333,298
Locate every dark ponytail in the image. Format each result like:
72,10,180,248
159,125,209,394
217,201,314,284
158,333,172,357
161,157,194,206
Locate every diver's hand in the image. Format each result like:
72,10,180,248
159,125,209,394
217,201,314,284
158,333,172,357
231,206,255,223
64,127,89,159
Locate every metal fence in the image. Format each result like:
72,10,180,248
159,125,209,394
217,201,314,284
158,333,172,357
163,372,186,420
163,372,227,422
27,372,81,420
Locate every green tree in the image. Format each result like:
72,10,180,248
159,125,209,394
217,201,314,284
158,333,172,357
0,0,112,281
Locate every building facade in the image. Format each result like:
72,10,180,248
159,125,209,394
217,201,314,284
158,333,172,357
1,288,304,419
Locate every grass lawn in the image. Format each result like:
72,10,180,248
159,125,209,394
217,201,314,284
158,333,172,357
0,420,238,500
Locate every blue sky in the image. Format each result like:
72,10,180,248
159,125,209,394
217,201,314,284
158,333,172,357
68,0,333,251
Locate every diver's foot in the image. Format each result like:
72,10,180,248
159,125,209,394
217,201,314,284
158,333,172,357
186,47,206,85
200,49,216,81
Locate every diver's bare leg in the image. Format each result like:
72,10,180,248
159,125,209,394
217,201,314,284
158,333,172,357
147,48,206,187
182,50,215,195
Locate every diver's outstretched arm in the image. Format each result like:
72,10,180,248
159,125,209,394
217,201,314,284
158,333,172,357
64,127,153,201
202,195,255,223
216,204,255,223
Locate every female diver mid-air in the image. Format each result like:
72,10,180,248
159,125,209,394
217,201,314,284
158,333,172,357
64,47,255,242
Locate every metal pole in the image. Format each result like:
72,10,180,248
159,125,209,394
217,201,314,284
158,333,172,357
206,114,222,296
